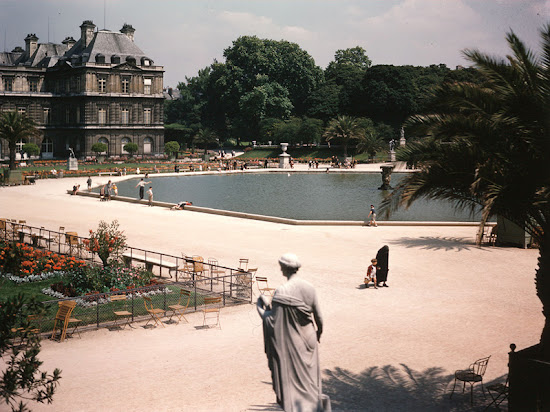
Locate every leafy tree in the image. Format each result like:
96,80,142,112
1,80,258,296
123,142,138,157
164,141,180,157
305,83,341,121
332,46,372,69
1,294,61,411
299,117,324,146
361,65,420,127
380,26,550,358
82,220,127,268
0,111,38,170
22,143,39,157
90,142,107,155
273,117,302,145
324,115,365,158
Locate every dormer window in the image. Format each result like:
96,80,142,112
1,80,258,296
141,57,151,66
95,54,105,64
111,55,120,64
125,56,136,65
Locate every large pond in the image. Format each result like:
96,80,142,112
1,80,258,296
110,172,482,221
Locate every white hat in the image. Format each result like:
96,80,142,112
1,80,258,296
278,253,301,269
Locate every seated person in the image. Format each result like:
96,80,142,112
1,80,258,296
171,201,193,210
72,184,80,195
364,258,379,289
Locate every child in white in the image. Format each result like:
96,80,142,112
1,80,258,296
365,258,378,289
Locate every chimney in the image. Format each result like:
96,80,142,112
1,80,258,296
120,23,135,42
62,36,76,50
24,34,38,57
80,20,96,48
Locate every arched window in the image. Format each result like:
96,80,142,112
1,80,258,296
121,137,130,154
143,137,153,154
98,137,108,155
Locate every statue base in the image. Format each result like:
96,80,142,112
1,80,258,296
389,150,396,162
67,158,78,171
279,153,290,169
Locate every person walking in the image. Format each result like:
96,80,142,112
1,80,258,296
135,178,151,200
147,186,153,206
367,204,377,227
86,175,92,191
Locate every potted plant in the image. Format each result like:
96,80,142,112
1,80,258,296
164,141,180,161
123,142,138,160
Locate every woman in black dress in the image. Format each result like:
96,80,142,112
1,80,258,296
376,245,389,287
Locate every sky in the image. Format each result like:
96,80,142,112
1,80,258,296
1,0,548,88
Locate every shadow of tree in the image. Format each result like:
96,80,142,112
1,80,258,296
389,236,476,252
322,364,506,411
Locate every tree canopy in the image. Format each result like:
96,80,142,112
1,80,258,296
0,111,38,170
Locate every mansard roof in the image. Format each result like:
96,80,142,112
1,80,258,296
64,29,153,66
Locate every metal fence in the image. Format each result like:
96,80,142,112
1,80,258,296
1,221,256,335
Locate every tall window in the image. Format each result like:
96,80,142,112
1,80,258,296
144,78,151,95
3,77,13,91
144,108,151,125
121,108,129,124
65,108,70,123
76,107,80,124
29,78,38,92
143,137,153,154
41,138,53,153
98,108,106,125
43,108,50,124
17,107,26,115
121,77,130,93
98,76,106,93
76,76,81,92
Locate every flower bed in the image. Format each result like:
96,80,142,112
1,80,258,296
0,242,87,277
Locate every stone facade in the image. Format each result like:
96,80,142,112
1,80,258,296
0,20,164,159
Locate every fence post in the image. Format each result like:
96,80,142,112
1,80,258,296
194,280,197,310
163,286,167,310
223,276,226,306
131,292,135,321
96,294,100,327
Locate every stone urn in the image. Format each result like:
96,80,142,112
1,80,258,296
378,165,394,190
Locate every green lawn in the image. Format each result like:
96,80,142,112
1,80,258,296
238,147,388,162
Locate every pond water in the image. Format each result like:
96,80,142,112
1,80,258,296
110,172,482,222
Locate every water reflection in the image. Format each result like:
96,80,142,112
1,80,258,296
112,173,482,222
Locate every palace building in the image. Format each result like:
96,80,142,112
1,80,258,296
0,20,164,159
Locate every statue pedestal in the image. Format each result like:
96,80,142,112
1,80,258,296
279,153,290,169
389,150,396,162
67,158,78,171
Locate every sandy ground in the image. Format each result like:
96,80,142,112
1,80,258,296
0,164,542,411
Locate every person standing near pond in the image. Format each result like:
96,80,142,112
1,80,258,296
86,175,92,191
147,186,153,206
367,204,377,227
135,178,151,200
257,253,331,412
376,245,390,287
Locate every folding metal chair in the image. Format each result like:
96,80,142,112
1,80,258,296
111,294,133,329
143,296,165,328
168,289,191,324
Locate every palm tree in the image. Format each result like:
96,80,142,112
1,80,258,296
192,128,218,151
0,111,38,170
380,26,550,358
323,115,364,158
355,121,385,162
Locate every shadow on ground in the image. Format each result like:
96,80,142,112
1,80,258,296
389,236,476,251
322,364,507,411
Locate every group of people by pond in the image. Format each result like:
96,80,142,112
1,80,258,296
135,176,153,206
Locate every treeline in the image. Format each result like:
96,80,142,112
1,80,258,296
164,36,483,150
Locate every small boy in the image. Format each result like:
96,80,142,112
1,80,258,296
147,187,153,206
365,258,379,289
